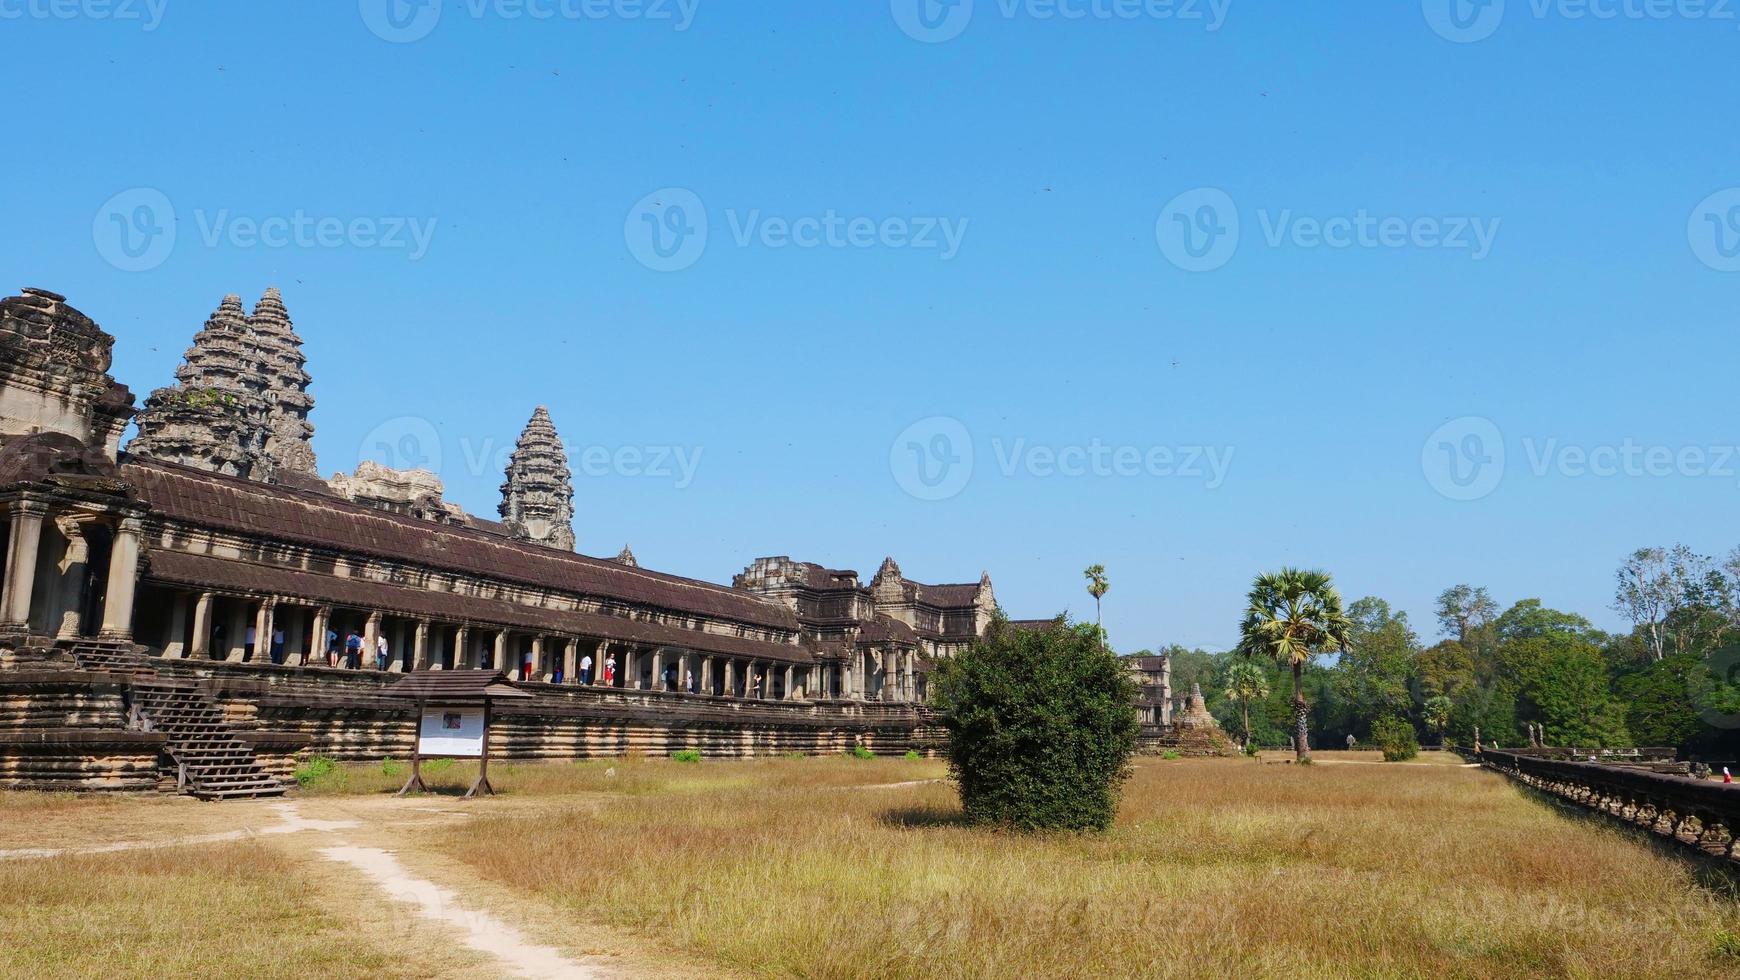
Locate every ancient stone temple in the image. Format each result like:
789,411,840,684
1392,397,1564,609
499,406,577,551
0,286,1042,795
129,288,319,487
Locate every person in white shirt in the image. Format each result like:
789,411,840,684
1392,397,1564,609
376,634,390,671
580,653,594,684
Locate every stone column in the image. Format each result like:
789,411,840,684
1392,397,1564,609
190,592,214,658
97,517,143,640
700,656,713,695
51,515,89,639
284,606,306,664
413,620,430,671
903,651,915,703
492,630,508,674
563,638,578,685
843,655,856,700
310,606,331,665
1,501,46,629
723,659,735,698
251,597,276,663
163,592,189,659
224,603,248,662
454,625,470,669
784,664,794,701
650,648,665,691
363,611,383,670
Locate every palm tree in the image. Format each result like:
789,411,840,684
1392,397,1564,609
1084,565,1109,650
1236,568,1353,762
1223,660,1271,751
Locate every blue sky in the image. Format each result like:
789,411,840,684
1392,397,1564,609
6,1,1737,651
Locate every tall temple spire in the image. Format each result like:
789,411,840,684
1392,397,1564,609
129,288,317,482
248,287,317,477
499,406,577,551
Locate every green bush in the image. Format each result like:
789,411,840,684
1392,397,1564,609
423,757,454,774
904,750,922,761
382,758,406,777
1160,750,1181,761
671,749,702,763
294,756,339,788
1371,716,1421,762
849,744,875,760
932,615,1139,832
1242,742,1261,758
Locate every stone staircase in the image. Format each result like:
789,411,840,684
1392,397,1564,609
130,680,287,799
56,639,287,800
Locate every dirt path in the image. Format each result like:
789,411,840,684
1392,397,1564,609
0,792,732,979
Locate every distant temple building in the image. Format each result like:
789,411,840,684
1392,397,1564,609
0,286,1093,795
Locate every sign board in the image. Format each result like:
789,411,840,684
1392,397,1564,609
418,705,486,758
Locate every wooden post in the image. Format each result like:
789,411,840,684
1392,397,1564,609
466,699,495,799
397,699,430,797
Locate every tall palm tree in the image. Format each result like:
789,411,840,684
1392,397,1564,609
1084,565,1109,649
1223,659,1271,751
1236,568,1353,762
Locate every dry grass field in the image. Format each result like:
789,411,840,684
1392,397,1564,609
438,753,1740,978
4,753,1740,978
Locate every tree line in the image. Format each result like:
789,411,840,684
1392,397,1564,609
1135,544,1740,756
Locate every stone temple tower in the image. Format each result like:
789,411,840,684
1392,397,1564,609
498,406,576,551
129,288,317,483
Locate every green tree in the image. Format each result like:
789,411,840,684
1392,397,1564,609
1084,564,1109,646
1527,641,1629,747
1422,695,1453,745
933,614,1139,831
1236,568,1354,762
1336,596,1419,733
1222,659,1271,748
1435,584,1498,648
1416,640,1476,701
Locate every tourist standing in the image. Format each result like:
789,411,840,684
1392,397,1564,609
603,653,617,686
325,628,339,667
685,669,696,694
376,634,390,671
271,628,285,665
580,652,593,685
344,630,363,670
244,624,257,660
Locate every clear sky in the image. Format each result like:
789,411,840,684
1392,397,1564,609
7,1,1737,652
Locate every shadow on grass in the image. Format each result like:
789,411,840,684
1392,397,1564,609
880,804,974,829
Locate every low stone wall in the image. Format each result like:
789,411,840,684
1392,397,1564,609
0,730,166,792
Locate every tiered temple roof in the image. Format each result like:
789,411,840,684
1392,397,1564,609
499,406,577,551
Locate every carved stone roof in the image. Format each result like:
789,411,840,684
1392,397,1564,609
499,406,576,551
613,545,639,567
123,456,799,632
0,288,135,449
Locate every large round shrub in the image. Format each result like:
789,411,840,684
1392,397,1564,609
932,615,1139,831
1370,716,1420,762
